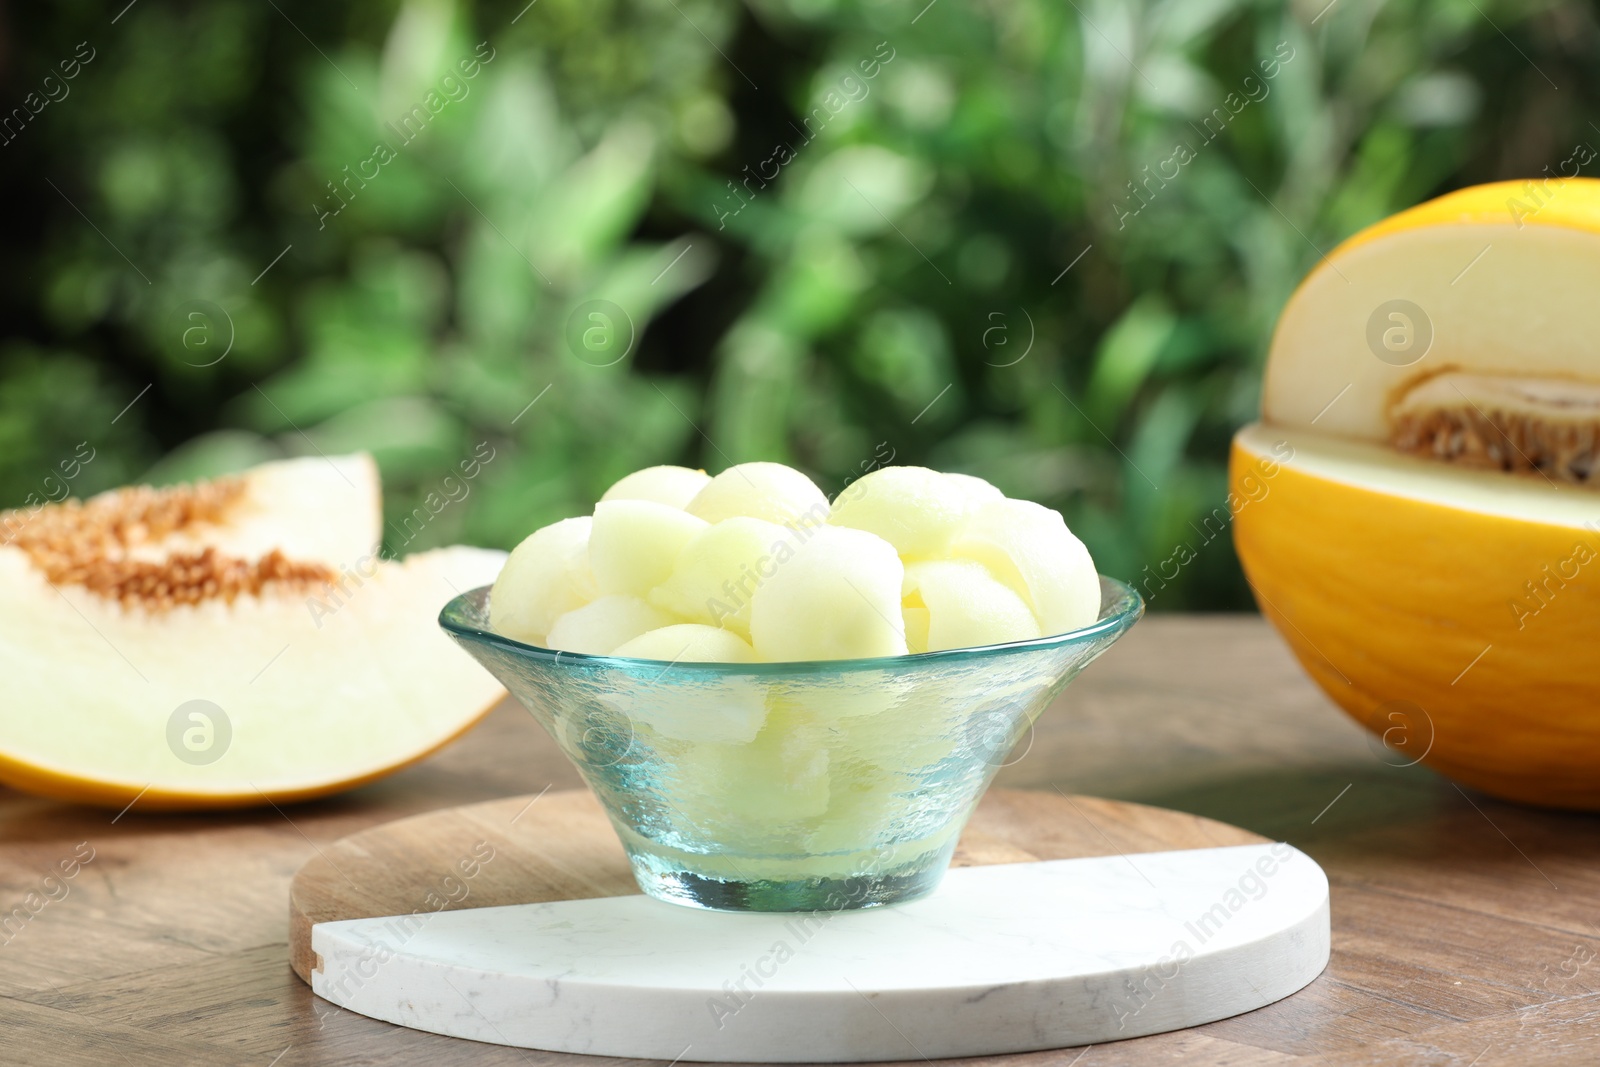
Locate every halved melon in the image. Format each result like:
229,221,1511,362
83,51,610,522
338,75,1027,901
1234,179,1600,808
0,455,505,810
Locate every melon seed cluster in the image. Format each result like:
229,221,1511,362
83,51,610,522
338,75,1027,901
489,463,1100,662
0,477,334,610
1389,371,1600,486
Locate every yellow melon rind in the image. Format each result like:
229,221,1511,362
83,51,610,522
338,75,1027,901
1232,423,1600,809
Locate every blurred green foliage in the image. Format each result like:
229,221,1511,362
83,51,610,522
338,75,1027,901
2,0,1594,607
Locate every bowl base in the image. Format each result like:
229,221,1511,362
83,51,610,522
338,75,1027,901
627,848,951,911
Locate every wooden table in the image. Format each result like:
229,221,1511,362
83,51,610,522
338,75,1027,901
3,616,1596,1065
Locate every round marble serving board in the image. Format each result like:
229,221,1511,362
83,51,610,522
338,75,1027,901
290,788,1330,1062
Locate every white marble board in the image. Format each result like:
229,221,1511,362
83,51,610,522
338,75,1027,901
310,842,1330,1062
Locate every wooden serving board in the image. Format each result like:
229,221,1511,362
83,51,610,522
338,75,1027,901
289,788,1329,1061
289,787,1268,983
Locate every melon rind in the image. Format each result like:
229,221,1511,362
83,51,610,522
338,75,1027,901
1232,423,1600,808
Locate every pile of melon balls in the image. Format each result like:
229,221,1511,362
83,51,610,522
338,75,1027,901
489,462,1101,663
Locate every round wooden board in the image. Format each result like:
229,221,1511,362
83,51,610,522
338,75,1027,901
290,786,1269,984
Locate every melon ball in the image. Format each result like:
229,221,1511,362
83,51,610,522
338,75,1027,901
829,466,988,559
649,517,795,638
612,623,759,663
686,462,830,527
489,516,597,644
804,765,921,855
749,526,907,661
588,500,709,598
949,499,1100,635
600,465,711,510
546,595,677,656
605,677,769,745
903,559,1042,652
902,606,932,655
945,471,1004,505
670,703,834,842
767,669,914,729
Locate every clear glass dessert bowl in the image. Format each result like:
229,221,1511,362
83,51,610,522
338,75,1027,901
439,576,1142,912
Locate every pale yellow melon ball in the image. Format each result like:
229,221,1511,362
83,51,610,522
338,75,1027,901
649,516,795,638
604,678,769,745
669,707,834,845
804,766,921,854
588,500,709,597
545,595,677,656
612,623,760,663
828,466,989,559
767,670,913,727
686,461,830,527
902,559,1042,652
902,606,932,655
749,525,906,661
949,498,1100,635
489,516,597,644
600,465,711,509
944,471,1005,505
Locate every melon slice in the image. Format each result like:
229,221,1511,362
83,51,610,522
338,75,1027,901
1262,178,1600,477
1,452,380,576
1234,178,1600,808
0,456,505,810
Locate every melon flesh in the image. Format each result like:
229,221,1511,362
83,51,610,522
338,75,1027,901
747,525,907,661
948,499,1099,636
0,452,506,809
489,517,597,645
903,559,1042,652
600,465,711,509
204,453,381,564
944,472,1005,506
685,462,830,527
1263,184,1600,475
828,466,986,559
648,516,794,638
664,702,833,849
1235,422,1595,528
545,595,675,656
3,452,380,573
612,623,758,663
588,501,709,597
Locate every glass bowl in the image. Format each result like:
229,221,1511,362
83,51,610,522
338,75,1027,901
439,576,1141,912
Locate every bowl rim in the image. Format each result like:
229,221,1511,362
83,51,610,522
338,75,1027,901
439,574,1144,676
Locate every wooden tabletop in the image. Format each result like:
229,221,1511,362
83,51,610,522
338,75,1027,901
2,615,1596,1066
